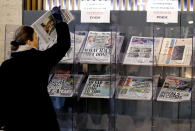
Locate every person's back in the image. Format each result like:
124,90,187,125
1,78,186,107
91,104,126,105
0,7,70,131
1,51,57,130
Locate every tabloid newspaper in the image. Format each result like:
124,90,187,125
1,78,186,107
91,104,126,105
47,74,84,97
60,31,87,63
157,76,191,102
123,36,163,65
158,38,192,67
81,75,115,98
117,76,154,100
31,9,74,45
80,31,124,64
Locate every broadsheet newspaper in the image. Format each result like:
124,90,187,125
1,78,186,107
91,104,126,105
60,32,87,63
47,74,84,97
158,38,192,67
123,36,163,65
31,9,74,45
117,76,154,100
81,75,115,98
157,76,191,102
80,31,124,64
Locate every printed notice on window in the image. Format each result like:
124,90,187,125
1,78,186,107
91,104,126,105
80,0,110,23
146,0,178,23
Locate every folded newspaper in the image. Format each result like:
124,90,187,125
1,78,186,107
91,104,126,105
47,74,84,97
157,38,192,67
81,75,115,98
31,9,74,45
157,76,191,102
116,76,157,100
123,36,163,65
80,31,124,64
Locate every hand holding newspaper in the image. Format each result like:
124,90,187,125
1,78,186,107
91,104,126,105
31,7,74,46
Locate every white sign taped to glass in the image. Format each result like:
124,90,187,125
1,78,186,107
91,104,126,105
146,0,178,23
80,0,110,23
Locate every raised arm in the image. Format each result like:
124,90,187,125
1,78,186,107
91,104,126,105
39,22,70,68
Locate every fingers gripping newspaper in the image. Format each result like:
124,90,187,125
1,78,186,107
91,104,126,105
31,9,74,46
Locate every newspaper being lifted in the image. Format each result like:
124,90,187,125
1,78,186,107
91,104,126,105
158,38,192,67
80,31,124,64
60,31,87,63
31,9,74,45
157,76,191,102
81,75,115,98
117,76,155,100
47,74,84,97
123,36,163,65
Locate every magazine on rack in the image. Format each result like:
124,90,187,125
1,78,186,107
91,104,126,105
81,75,115,98
47,74,84,97
80,31,124,64
117,76,156,100
157,76,191,102
123,36,163,65
158,38,192,66
31,9,74,45
60,31,87,63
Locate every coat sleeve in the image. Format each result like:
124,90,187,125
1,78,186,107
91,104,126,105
38,22,71,69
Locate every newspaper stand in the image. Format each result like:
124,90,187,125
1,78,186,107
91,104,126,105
152,17,194,130
115,26,155,131
3,10,194,131
73,24,119,131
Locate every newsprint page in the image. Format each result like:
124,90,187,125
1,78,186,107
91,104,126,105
117,76,154,100
157,76,191,102
47,74,84,97
158,38,192,66
32,9,74,45
80,31,124,64
123,36,163,65
81,75,115,98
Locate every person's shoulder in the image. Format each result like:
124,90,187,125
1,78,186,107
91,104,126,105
1,58,13,65
0,59,13,71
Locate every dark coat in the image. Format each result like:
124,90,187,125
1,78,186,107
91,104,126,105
0,22,70,131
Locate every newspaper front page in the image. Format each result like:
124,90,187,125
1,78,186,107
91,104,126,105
157,76,191,102
47,74,84,97
123,36,163,65
117,76,154,100
31,9,74,45
81,75,115,98
158,38,192,67
80,31,124,64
